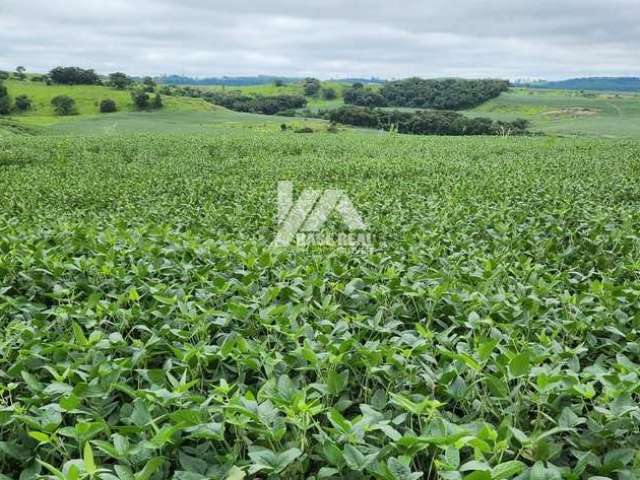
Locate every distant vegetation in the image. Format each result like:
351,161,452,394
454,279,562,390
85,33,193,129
322,87,337,100
302,77,321,96
49,66,102,85
328,105,529,135
157,74,300,86
14,66,27,80
381,78,510,110
108,72,134,90
156,74,385,86
203,91,307,115
343,84,387,107
131,90,163,110
527,77,640,92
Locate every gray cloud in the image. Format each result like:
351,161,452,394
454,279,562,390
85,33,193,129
1,0,639,79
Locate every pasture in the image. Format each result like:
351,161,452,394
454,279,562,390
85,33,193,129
467,88,640,138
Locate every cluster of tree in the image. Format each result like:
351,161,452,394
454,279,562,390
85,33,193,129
141,76,157,92
302,78,321,96
0,82,33,114
48,66,102,85
131,91,163,110
322,88,337,100
380,78,510,110
203,91,307,115
0,82,11,114
14,95,32,112
0,66,27,81
0,67,50,84
343,83,387,107
106,73,156,92
14,66,26,81
159,85,199,97
30,75,51,84
51,95,77,115
108,72,134,90
325,106,529,136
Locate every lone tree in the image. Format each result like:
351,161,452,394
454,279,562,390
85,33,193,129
303,78,321,96
151,93,163,109
142,76,156,93
108,72,133,90
99,99,117,113
14,94,32,112
51,95,77,115
14,66,27,81
322,88,337,100
131,91,150,110
0,83,11,115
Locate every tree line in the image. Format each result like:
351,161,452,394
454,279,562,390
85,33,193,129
326,106,529,136
379,78,510,110
341,79,509,110
202,91,307,115
156,84,308,115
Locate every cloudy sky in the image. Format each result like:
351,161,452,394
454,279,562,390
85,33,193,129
1,0,639,80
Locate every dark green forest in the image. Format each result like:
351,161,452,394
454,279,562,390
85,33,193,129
327,105,529,136
379,78,510,110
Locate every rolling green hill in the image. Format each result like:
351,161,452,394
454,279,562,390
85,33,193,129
3,79,213,120
466,88,640,137
1,79,327,135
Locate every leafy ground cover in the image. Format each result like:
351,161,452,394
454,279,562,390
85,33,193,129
1,133,640,479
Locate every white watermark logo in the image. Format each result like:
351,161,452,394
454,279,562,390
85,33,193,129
271,181,373,249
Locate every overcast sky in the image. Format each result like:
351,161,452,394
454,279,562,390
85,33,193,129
1,0,639,80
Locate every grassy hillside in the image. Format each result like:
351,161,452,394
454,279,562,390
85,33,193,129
2,79,213,121
2,79,329,134
466,88,640,137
